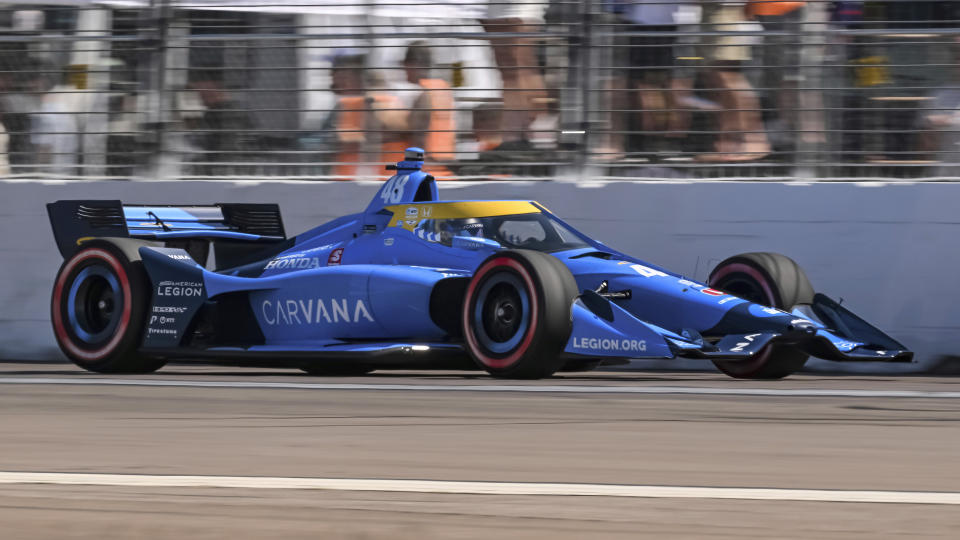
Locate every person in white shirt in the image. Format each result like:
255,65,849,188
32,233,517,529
30,64,78,176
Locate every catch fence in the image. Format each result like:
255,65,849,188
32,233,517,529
1,1,959,181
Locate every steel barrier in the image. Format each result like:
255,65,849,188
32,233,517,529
1,1,960,181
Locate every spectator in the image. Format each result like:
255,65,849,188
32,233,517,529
472,103,504,154
749,1,814,152
0,67,31,173
402,41,456,179
697,1,770,162
189,74,252,176
327,54,397,179
480,0,548,145
30,61,79,175
0,105,9,176
365,69,414,167
918,38,960,176
602,1,687,157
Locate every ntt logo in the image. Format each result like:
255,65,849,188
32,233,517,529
571,337,646,352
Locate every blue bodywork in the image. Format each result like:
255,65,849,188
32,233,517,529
51,149,912,368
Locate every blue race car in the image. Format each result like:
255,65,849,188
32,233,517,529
47,148,911,379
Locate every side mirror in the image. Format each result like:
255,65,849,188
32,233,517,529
452,235,501,251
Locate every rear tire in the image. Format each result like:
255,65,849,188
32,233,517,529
708,252,814,380
462,250,578,379
51,242,165,374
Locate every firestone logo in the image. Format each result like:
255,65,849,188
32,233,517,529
261,298,375,325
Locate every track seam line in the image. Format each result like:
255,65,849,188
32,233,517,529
1,472,958,505
0,377,958,399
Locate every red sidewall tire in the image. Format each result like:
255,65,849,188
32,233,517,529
52,248,134,363
51,243,162,373
462,256,540,371
461,250,577,379
708,253,812,380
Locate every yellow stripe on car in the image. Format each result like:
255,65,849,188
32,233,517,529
385,201,540,230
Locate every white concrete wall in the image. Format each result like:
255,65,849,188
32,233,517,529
3,179,957,373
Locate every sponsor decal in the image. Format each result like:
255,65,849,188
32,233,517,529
383,238,395,246
153,306,188,314
327,247,344,266
147,328,177,335
261,298,375,325
421,206,432,218
156,280,203,297
416,229,441,243
165,253,192,261
572,336,647,353
405,220,418,226
149,315,177,325
700,288,725,296
730,333,761,353
265,256,322,270
405,207,418,218
718,296,737,305
631,264,668,278
761,307,781,315
677,279,703,288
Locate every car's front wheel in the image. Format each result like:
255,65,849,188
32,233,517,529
462,250,578,379
708,252,814,379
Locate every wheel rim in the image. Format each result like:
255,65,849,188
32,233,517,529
473,272,530,354
67,265,123,344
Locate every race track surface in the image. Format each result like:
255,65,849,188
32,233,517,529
1,363,958,539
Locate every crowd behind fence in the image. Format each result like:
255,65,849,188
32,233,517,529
2,1,960,181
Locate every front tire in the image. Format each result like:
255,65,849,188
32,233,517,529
462,250,578,379
51,243,165,373
708,252,814,379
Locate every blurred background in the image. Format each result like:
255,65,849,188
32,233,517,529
2,0,960,181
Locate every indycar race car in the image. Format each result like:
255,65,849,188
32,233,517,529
47,148,912,379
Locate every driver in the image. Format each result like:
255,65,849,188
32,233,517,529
437,217,486,245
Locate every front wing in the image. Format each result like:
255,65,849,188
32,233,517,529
564,291,913,364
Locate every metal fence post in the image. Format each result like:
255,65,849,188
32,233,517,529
150,0,172,180
576,0,594,181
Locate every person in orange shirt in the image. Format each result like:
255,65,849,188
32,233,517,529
329,54,372,180
402,41,457,179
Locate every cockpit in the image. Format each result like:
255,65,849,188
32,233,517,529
414,212,589,252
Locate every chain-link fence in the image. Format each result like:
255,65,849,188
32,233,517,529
1,1,959,181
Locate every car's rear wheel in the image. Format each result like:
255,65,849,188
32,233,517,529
462,250,578,379
708,252,814,379
51,242,165,373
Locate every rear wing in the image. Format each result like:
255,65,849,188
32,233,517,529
47,200,286,257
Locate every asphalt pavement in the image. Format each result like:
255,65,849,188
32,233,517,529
1,363,958,539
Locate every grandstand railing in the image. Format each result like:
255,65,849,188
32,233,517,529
1,1,959,181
